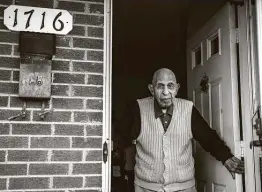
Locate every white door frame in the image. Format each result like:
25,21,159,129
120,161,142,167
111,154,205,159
238,0,261,191
102,0,113,191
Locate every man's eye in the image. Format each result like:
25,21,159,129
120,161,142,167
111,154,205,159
168,84,175,89
156,84,164,89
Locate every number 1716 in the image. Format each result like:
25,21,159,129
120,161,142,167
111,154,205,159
13,8,64,31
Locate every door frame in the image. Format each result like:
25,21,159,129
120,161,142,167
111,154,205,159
102,0,113,191
238,0,261,191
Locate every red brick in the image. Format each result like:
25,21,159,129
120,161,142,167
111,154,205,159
69,26,86,36
52,98,83,109
13,45,19,56
51,150,82,161
0,57,20,68
10,97,50,108
85,150,102,161
0,178,6,190
0,0,13,5
12,124,51,135
15,0,53,8
72,137,102,148
57,1,86,12
81,0,103,2
88,74,103,85
72,86,103,97
51,85,69,96
88,27,103,38
0,70,11,80
86,99,103,110
31,137,70,148
86,50,103,61
72,190,100,192
73,38,103,49
86,125,102,136
0,31,18,43
55,124,84,136
9,177,49,189
0,19,8,31
29,163,68,175
0,96,8,107
55,48,85,60
52,60,70,71
0,136,28,148
33,111,71,122
73,163,101,174
88,4,104,14
53,73,85,84
0,123,9,134
72,61,103,73
0,109,31,121
0,44,12,55
53,177,83,188
0,164,27,175
8,150,48,161
12,70,19,81
57,36,72,47
74,14,104,26
0,82,18,94
0,151,5,162
85,176,102,187
74,112,102,123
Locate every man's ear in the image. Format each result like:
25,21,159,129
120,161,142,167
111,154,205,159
148,84,154,96
175,83,180,95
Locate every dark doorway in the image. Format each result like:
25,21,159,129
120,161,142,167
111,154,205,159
111,1,188,191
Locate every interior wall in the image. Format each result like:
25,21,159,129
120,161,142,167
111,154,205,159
112,0,188,120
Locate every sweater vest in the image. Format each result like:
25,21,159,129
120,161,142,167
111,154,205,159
134,97,195,192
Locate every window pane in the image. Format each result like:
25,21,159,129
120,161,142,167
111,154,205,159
210,35,219,56
194,47,201,66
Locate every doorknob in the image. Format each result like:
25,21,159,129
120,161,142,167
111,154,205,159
200,73,209,93
250,140,262,149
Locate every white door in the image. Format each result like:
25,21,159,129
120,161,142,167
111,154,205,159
187,3,243,192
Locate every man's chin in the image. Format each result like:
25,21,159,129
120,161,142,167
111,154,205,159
159,103,172,108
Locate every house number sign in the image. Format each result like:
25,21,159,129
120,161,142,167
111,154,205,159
4,5,73,35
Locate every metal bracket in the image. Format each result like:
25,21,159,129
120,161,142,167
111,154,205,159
8,101,27,121
230,28,240,43
38,101,52,120
103,141,108,163
236,140,245,157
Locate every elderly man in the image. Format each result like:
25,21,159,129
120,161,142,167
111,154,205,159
116,68,244,192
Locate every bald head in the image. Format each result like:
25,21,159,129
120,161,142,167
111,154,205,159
148,68,179,108
152,68,177,86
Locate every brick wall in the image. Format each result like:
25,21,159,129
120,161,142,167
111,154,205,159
0,0,105,191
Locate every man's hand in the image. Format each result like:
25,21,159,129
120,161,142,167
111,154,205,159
224,156,244,179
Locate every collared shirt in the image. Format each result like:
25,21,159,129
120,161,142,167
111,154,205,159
115,99,233,164
154,99,173,131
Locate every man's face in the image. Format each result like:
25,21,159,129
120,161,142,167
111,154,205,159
149,72,179,108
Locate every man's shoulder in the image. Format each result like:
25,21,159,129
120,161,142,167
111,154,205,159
136,96,153,103
176,98,193,105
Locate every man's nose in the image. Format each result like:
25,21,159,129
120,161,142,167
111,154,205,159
163,87,169,95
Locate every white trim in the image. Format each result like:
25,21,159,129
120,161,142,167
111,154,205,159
237,1,262,191
102,0,112,191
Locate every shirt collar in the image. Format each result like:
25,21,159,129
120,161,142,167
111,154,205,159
154,99,173,119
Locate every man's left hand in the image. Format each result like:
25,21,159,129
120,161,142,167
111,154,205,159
224,156,244,179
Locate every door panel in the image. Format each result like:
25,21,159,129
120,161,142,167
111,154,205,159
187,3,241,192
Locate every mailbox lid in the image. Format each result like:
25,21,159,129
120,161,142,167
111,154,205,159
19,32,56,57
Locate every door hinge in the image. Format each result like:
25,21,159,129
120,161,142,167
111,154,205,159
231,28,240,43
103,141,108,163
240,140,245,157
236,140,245,157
